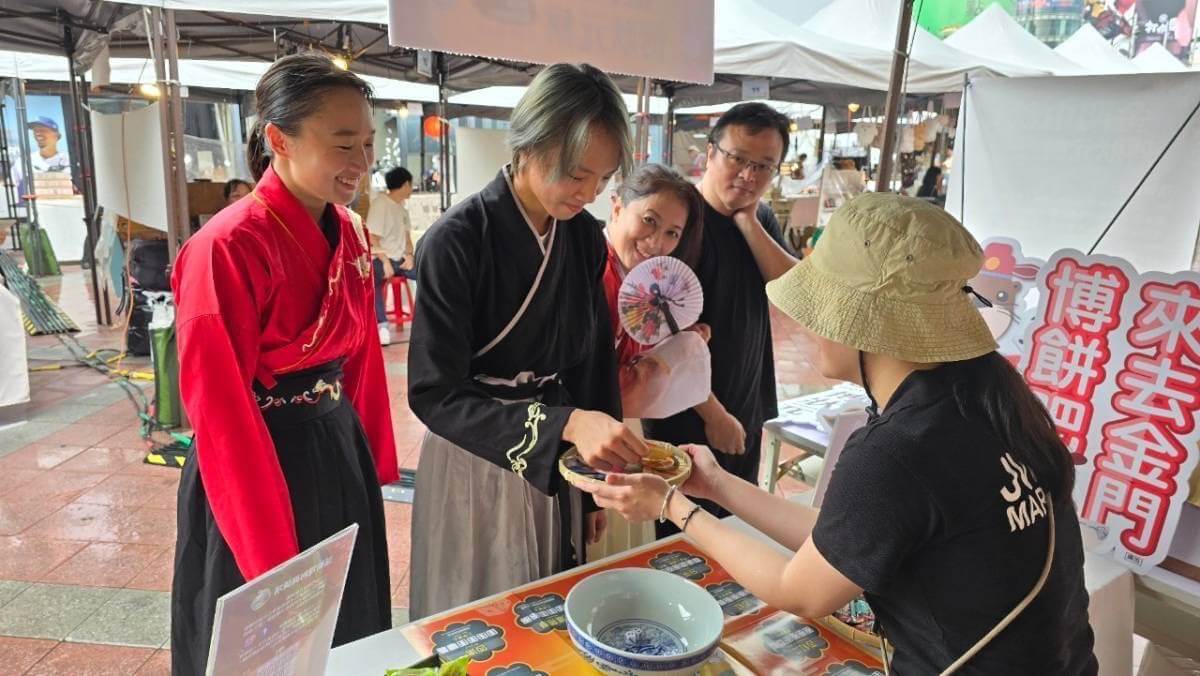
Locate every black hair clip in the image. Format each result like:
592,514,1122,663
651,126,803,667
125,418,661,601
963,286,993,308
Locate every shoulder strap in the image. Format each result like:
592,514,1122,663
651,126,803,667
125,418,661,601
938,501,1057,676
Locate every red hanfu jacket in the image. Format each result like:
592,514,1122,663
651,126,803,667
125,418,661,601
172,166,398,580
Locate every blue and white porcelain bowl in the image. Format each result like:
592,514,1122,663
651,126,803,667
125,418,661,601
565,568,723,676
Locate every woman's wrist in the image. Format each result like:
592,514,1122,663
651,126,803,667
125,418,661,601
667,491,695,528
709,468,735,507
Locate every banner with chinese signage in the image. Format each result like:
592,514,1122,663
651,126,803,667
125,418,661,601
1017,250,1200,571
1083,0,1197,63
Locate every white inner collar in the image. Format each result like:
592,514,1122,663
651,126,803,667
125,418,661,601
504,164,556,256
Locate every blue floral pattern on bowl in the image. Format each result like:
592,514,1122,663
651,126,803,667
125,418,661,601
568,623,715,672
596,619,685,656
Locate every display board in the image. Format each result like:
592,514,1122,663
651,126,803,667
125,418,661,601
387,0,715,85
1018,250,1200,572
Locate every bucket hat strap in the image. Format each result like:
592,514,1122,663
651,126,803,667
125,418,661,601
858,351,880,421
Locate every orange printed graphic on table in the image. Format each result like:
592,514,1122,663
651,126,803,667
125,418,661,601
401,538,775,672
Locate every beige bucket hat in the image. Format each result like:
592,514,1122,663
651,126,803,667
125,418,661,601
767,192,997,363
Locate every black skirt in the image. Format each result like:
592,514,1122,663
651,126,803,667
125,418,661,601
171,360,391,675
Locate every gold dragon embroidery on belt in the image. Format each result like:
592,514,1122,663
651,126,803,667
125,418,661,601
506,402,547,476
256,378,344,409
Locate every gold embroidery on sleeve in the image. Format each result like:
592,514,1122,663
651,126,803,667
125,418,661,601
506,402,548,476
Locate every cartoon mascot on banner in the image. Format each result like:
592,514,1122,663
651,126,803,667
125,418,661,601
969,239,1044,364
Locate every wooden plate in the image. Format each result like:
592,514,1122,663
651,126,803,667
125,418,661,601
559,440,692,489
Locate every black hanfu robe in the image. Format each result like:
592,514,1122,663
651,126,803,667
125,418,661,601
406,168,620,619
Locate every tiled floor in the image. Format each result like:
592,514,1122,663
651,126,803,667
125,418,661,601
0,263,830,673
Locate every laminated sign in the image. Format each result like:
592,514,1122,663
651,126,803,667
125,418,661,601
1017,250,1200,571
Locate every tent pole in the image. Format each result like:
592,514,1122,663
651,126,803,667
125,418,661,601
662,88,675,167
63,20,105,327
165,9,190,251
11,77,43,272
419,114,427,190
80,80,110,325
817,106,828,162
150,8,181,264
1191,219,1200,273
876,0,914,193
436,52,449,212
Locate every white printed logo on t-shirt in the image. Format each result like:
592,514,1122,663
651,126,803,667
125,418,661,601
1000,452,1049,533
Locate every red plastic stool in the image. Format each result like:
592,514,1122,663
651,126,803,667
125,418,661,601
388,276,415,330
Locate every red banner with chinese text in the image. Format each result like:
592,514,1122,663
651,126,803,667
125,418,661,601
1017,249,1200,571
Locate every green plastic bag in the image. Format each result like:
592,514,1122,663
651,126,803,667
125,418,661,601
17,223,60,277
150,322,181,428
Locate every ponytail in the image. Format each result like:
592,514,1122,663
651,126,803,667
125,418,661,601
247,53,374,181
247,122,270,181
949,352,1076,504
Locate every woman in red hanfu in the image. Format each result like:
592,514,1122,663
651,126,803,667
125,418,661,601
169,54,397,675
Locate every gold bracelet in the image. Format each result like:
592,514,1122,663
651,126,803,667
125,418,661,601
680,504,702,532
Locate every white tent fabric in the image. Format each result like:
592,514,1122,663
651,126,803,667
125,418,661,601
1133,43,1189,73
106,0,386,23
804,0,1049,78
0,50,439,101
448,86,670,115
947,73,1200,273
713,0,1003,94
1054,24,1139,74
945,4,1088,76
95,0,1040,100
675,99,822,117
0,51,72,81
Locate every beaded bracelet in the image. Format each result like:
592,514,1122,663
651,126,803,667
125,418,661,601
680,504,702,532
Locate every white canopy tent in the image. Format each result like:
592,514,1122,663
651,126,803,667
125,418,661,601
89,0,1037,102
713,0,1016,95
803,0,1049,79
1053,24,1139,75
944,4,1088,76
96,0,387,24
0,50,440,101
674,100,823,117
1132,43,1190,73
447,86,670,116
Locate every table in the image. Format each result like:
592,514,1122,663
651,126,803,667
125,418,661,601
759,419,828,494
327,527,878,674
328,505,1134,675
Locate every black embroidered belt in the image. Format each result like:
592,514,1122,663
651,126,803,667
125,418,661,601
254,360,345,424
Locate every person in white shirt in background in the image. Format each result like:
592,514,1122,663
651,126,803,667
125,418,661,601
367,166,417,346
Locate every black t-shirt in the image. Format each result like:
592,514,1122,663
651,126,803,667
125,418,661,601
813,366,1097,675
644,202,787,472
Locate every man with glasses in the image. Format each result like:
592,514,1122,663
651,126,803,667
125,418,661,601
645,102,797,537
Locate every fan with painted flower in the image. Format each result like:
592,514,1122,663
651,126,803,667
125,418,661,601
618,256,704,346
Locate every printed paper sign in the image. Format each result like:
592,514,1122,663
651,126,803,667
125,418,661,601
206,524,358,676
1017,250,1200,571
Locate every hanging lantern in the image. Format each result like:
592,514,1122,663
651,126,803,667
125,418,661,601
423,116,445,138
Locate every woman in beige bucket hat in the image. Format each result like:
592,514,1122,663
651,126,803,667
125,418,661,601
580,193,1097,674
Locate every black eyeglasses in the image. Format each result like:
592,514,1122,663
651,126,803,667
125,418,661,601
713,143,780,177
